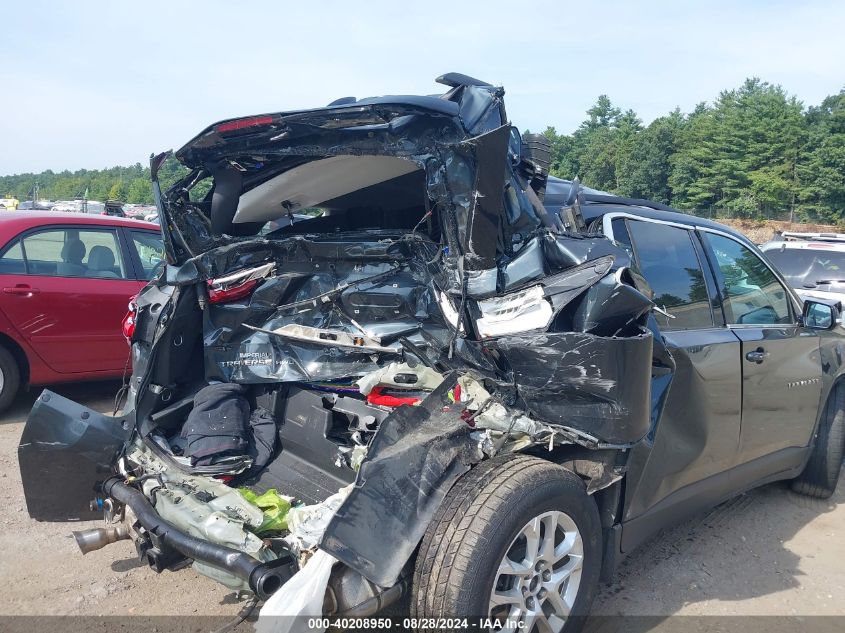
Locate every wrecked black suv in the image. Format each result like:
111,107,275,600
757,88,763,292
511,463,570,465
19,74,845,630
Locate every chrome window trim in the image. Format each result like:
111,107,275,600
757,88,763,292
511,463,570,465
602,211,804,327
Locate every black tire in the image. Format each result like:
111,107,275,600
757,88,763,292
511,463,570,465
0,345,21,413
411,455,602,632
792,384,845,499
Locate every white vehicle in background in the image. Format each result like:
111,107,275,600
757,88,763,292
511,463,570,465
50,200,83,212
760,232,845,305
18,200,56,210
125,204,157,220
85,201,106,214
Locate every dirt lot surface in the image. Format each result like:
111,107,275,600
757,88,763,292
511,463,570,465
1,381,843,625
718,218,840,245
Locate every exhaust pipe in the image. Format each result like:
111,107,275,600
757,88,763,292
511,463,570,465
72,525,130,554
324,567,408,617
100,477,296,600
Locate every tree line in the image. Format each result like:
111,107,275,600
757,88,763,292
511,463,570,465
0,159,186,206
2,78,843,221
542,79,844,222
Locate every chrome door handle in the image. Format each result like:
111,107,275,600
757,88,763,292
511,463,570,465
745,347,769,364
3,285,40,296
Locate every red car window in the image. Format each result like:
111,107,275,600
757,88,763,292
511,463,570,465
130,230,165,280
0,240,26,274
18,228,128,279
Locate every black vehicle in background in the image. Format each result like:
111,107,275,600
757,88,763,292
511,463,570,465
18,74,845,632
102,200,126,217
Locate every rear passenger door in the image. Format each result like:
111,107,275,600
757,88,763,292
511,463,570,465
608,217,744,528
701,231,822,464
0,226,142,374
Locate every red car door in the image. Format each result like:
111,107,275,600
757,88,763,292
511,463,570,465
0,226,144,374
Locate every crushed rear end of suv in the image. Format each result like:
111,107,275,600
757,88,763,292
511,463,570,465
19,74,844,631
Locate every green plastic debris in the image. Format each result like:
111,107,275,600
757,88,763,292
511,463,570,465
239,488,293,534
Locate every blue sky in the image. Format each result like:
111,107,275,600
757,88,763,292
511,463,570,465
1,0,843,174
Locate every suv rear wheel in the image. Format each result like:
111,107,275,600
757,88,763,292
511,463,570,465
412,455,601,633
792,384,845,499
0,345,21,413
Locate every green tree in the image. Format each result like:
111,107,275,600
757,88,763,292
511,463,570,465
108,180,127,201
621,109,684,203
671,78,804,216
798,89,845,221
127,178,153,204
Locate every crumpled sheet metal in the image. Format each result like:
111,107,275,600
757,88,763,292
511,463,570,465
457,375,547,436
494,331,654,446
571,270,654,336
199,231,669,448
541,230,628,271
319,375,484,587
202,238,454,383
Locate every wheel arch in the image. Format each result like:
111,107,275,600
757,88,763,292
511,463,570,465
525,444,627,498
809,374,845,453
523,443,628,582
0,332,29,385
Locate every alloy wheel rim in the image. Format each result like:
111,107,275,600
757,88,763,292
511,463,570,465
489,510,583,633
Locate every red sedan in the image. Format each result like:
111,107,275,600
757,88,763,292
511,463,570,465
0,211,164,411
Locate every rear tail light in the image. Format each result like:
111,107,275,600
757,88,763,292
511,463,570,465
122,297,138,340
366,386,425,407
215,115,274,134
207,263,275,304
208,278,259,304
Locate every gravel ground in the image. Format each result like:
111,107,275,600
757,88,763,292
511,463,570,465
1,381,843,624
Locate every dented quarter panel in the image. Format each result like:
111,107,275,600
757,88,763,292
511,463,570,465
621,328,742,521
494,331,654,445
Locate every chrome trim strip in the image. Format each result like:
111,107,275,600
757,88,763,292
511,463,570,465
601,211,804,326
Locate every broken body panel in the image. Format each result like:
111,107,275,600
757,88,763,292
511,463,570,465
19,77,672,603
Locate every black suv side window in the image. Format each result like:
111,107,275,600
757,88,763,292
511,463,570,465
610,218,635,259
705,233,792,325
626,220,714,331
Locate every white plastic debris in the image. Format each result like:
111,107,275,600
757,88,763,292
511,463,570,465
285,485,352,554
355,361,444,396
255,549,338,633
457,375,547,436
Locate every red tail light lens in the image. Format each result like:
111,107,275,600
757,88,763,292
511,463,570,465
366,386,424,407
207,263,274,305
122,298,138,340
215,115,274,133
207,278,259,304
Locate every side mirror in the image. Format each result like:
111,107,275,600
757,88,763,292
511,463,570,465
802,299,840,330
